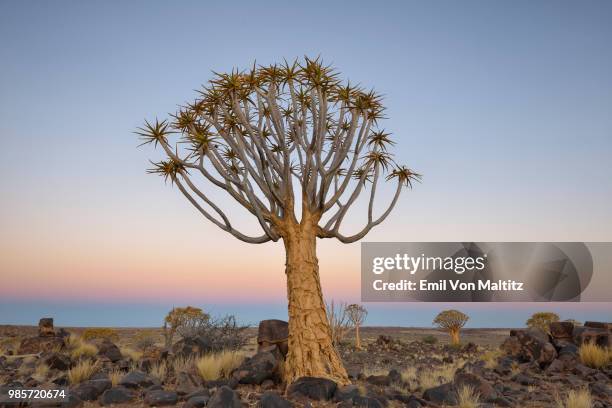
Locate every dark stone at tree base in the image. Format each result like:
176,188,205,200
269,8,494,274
334,384,360,402
353,395,384,408
43,352,71,371
119,370,158,389
233,351,278,385
144,390,178,406
185,396,210,408
208,386,242,408
422,382,457,405
99,386,136,406
71,378,112,401
287,377,337,401
366,374,391,386
257,320,289,357
259,391,293,408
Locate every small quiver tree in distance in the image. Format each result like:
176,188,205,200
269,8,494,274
136,57,420,385
433,309,469,345
526,312,560,334
345,304,367,349
163,306,210,348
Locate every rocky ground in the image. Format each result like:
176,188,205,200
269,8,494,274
0,322,610,407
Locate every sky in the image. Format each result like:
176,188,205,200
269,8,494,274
0,1,611,327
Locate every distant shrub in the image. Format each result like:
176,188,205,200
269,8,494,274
133,330,157,351
163,306,210,347
195,350,244,381
68,360,99,384
579,343,610,369
422,335,438,344
82,328,119,342
526,312,559,334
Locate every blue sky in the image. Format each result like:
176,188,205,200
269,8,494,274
0,1,611,327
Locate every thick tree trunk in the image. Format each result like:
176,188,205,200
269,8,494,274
282,222,350,385
450,328,460,345
355,324,361,349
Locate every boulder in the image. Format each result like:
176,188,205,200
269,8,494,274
550,322,574,339
573,326,611,347
259,391,293,408
208,386,242,408
39,318,55,337
175,371,202,396
257,320,289,357
43,352,71,371
353,395,384,408
172,336,214,358
144,390,178,406
584,321,611,331
71,378,112,401
99,387,136,405
501,328,556,364
422,382,457,405
97,340,122,363
185,396,210,408
454,372,498,402
18,336,64,354
334,384,361,402
287,377,337,401
233,350,278,385
119,371,158,389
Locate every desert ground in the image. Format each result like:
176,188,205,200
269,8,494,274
0,322,610,408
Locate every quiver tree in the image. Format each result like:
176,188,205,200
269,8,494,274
526,312,560,334
136,57,420,385
433,309,469,345
345,304,368,349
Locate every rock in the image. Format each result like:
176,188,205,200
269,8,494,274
559,343,579,357
119,370,158,389
464,342,478,353
71,378,112,401
172,336,214,358
39,318,55,337
257,320,289,357
99,387,135,405
18,336,64,354
261,379,275,390
512,373,537,386
366,375,391,386
345,363,362,380
501,328,556,364
259,391,293,408
175,371,202,396
208,386,242,408
550,321,574,339
97,340,122,363
287,377,337,401
584,321,611,331
233,351,278,385
43,352,71,370
185,396,210,408
454,372,498,402
353,395,384,408
422,382,457,405
388,369,401,383
574,326,611,347
144,390,178,406
590,382,612,398
334,384,361,402
545,358,566,373
573,363,597,377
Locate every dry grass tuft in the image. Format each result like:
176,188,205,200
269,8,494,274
578,343,610,369
172,355,195,374
71,342,98,360
457,384,480,408
149,361,168,382
481,348,503,369
120,346,143,362
418,363,458,390
32,363,50,382
196,350,244,381
108,367,123,386
555,387,593,408
68,360,99,384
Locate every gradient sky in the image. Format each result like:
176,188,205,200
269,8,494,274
1,1,611,327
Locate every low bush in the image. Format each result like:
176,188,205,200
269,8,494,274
422,335,438,344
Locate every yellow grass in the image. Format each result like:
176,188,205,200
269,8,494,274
418,363,458,390
555,388,593,408
457,385,480,408
578,343,610,369
71,342,98,359
32,363,50,382
108,367,123,386
481,348,503,369
149,361,168,381
195,350,244,381
120,346,143,362
68,360,99,384
172,355,195,374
